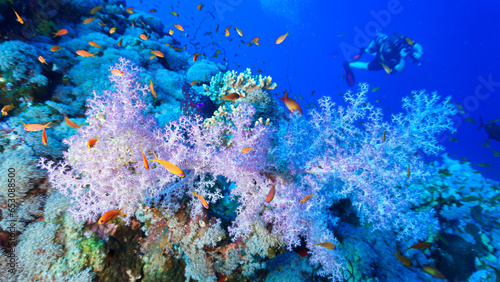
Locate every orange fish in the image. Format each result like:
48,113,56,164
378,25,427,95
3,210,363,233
224,26,231,37
171,11,179,17
174,24,184,31
118,38,123,47
98,207,126,224
76,50,97,57
300,193,317,204
53,29,68,37
140,34,149,41
197,3,204,10
149,79,157,98
42,128,47,146
98,22,107,27
382,131,386,143
151,151,185,177
110,69,123,76
90,5,102,15
407,164,410,178
312,239,336,250
276,32,289,44
38,56,48,65
173,47,182,52
50,46,62,52
222,93,240,101
215,24,219,33
405,242,432,251
149,9,157,13
83,17,95,25
126,7,134,14
87,136,98,148
1,104,14,116
149,50,164,58
279,90,302,114
192,192,209,209
420,265,446,279
169,29,174,35
265,184,276,203
394,253,412,267
21,121,52,132
13,9,23,24
88,41,101,48
140,146,149,171
64,116,82,128
250,37,260,45
241,147,252,154
235,27,243,37
190,80,199,86
193,53,200,62
109,27,116,34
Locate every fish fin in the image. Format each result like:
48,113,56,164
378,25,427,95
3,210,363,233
45,121,52,128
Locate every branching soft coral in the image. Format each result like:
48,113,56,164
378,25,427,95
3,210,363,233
39,58,167,223
264,83,455,278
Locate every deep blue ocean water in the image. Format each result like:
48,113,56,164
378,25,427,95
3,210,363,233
128,0,500,180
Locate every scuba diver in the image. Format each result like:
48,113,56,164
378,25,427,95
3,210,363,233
343,32,424,86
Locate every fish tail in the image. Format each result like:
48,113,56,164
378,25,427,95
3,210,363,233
45,121,52,128
118,207,126,215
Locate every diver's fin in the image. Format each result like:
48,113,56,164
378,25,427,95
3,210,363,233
477,116,484,130
343,61,355,87
353,47,365,61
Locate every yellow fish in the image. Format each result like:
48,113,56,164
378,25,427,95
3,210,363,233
110,69,123,76
151,151,185,177
276,32,289,44
98,207,126,224
197,3,204,10
235,27,243,37
53,29,68,37
87,136,98,149
241,147,252,154
13,9,23,24
381,62,392,74
90,5,102,15
312,239,336,250
88,41,101,48
83,17,95,25
42,128,47,146
140,146,149,171
64,116,82,128
299,194,317,204
1,104,14,116
149,78,157,98
76,50,97,57
21,121,52,132
38,56,48,65
192,192,209,209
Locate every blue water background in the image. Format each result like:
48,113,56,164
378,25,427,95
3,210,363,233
127,0,500,180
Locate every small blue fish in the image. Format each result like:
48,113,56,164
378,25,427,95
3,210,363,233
196,103,204,108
